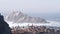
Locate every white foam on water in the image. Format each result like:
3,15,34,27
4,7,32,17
5,20,60,28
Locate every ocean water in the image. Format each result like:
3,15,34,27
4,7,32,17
5,20,60,28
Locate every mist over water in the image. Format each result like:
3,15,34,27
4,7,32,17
1,11,60,28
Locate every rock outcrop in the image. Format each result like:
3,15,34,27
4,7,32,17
0,14,12,34
11,26,60,34
6,11,48,23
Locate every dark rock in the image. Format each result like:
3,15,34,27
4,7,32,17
21,32,33,34
0,14,12,34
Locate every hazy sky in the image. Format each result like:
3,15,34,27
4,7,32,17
0,0,60,20
0,0,60,12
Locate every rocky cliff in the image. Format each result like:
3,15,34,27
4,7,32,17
0,14,12,34
6,11,48,23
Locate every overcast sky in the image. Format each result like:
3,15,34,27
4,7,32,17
0,0,60,20
0,0,60,13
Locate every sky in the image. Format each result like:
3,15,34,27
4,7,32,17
0,0,60,21
0,0,48,13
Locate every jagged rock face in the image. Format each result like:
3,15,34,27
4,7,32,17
0,14,12,34
6,11,48,23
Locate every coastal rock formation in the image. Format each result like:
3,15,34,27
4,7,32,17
0,14,12,34
6,11,48,23
11,26,60,34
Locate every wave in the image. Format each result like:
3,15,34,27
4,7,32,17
5,20,60,28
